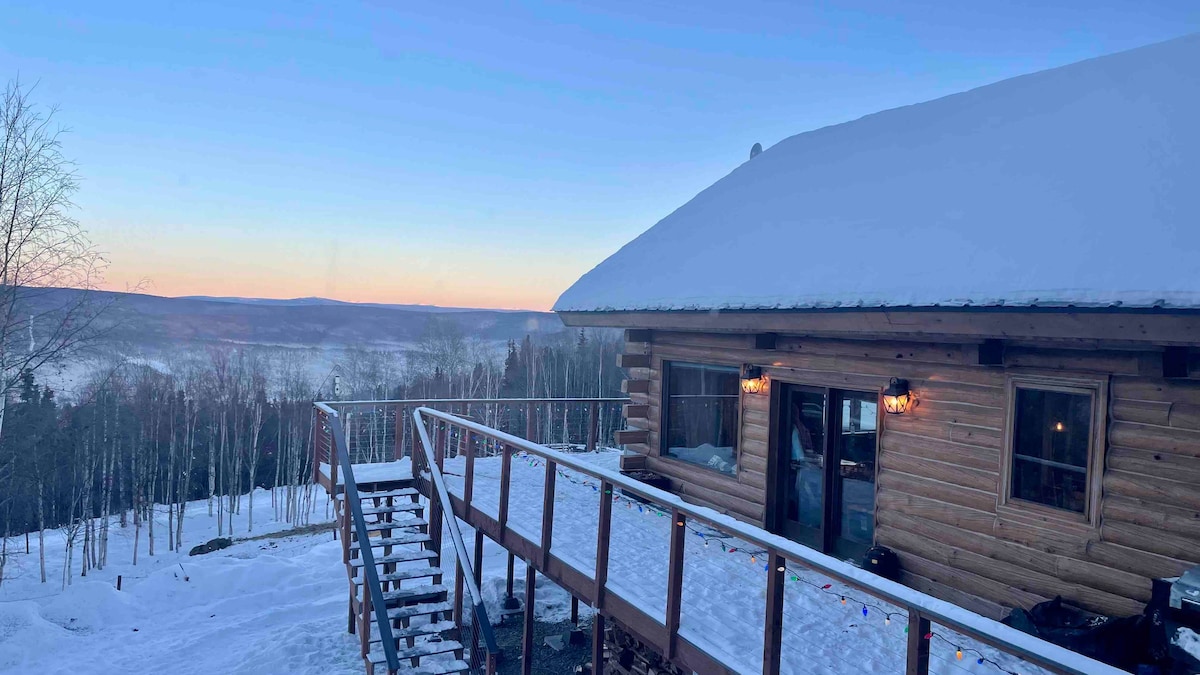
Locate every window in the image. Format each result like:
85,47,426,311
1002,377,1105,522
663,362,740,476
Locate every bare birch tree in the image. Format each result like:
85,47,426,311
0,78,107,450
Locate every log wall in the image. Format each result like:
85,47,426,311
618,329,1200,620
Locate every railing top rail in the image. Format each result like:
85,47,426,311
317,397,629,407
409,408,500,657
413,406,1122,675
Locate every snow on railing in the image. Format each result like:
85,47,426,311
412,406,1126,675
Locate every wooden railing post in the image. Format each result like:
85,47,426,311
463,430,475,511
498,444,513,540
907,610,931,675
540,460,557,568
393,404,403,461
586,401,599,452
329,412,338,488
525,402,535,443
665,509,686,659
763,551,785,675
594,480,614,610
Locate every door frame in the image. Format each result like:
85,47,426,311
766,381,879,561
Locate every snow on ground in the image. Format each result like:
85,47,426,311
0,484,578,675
0,489,363,675
445,449,1051,675
1,451,1060,675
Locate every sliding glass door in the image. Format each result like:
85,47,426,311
774,384,879,561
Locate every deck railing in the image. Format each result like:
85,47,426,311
412,406,1123,675
410,408,501,674
313,398,628,489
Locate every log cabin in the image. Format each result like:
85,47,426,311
554,34,1200,622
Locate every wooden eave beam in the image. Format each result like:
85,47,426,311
557,309,1200,346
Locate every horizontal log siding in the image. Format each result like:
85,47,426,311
615,330,1200,620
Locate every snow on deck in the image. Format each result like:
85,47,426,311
443,450,1051,675
554,34,1200,314
319,461,412,485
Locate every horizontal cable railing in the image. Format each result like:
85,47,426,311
412,406,1124,675
313,398,628,485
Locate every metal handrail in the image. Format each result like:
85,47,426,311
413,406,1123,675
325,408,400,673
410,408,500,665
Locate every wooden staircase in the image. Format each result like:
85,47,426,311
338,482,470,675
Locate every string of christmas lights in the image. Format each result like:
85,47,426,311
505,450,1025,675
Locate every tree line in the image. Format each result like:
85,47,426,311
0,324,623,588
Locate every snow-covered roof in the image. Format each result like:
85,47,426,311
554,34,1200,314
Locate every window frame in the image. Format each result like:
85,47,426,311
998,374,1108,528
659,360,743,478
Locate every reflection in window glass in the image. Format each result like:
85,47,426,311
838,393,877,548
1011,388,1093,513
665,362,739,476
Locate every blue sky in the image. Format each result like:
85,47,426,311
2,1,1197,309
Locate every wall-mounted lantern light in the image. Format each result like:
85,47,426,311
741,365,767,394
881,378,913,415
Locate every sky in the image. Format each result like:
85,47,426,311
1,2,1198,310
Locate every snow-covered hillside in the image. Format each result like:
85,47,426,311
0,486,579,675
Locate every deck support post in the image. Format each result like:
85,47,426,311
474,530,484,590
907,610,931,675
592,612,606,675
763,551,785,675
505,552,516,603
522,561,536,675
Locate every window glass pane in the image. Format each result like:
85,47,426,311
785,390,826,530
837,392,877,548
1011,388,1093,513
665,362,739,476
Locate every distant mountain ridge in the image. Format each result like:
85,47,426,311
177,295,526,313
29,289,564,351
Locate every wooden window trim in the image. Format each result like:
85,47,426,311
659,359,743,479
998,374,1108,531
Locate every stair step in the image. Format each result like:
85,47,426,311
363,518,427,533
380,584,449,606
350,548,438,568
350,533,432,550
381,619,458,641
359,487,419,500
353,567,444,586
363,503,424,515
368,639,465,664
387,600,454,622
367,652,470,675
367,621,457,649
